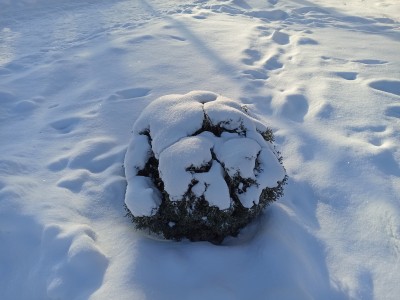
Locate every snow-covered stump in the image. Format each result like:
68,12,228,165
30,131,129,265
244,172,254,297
124,91,287,244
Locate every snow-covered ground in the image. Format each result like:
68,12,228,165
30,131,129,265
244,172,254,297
1,0,399,299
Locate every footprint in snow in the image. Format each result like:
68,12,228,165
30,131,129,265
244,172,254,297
312,103,334,120
255,25,272,36
56,170,92,193
11,100,39,114
39,224,108,300
48,138,126,196
242,53,283,81
8,96,44,116
192,13,208,19
50,117,81,134
353,59,388,65
116,87,151,99
47,137,125,176
69,138,124,173
241,49,262,66
369,79,400,97
370,149,400,177
335,72,358,80
107,87,151,101
263,54,283,70
275,94,309,122
385,105,400,119
271,30,290,45
296,37,318,45
47,157,69,172
348,125,388,147
0,91,34,119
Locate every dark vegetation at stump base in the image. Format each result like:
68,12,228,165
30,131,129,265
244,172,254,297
124,123,287,245
124,175,287,245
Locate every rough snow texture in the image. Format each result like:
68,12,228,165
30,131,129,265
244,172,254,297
124,91,285,216
1,0,400,299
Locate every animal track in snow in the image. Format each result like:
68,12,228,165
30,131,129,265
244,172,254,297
335,72,358,80
50,117,81,134
369,80,400,97
241,49,262,66
296,37,318,45
276,94,309,122
12,100,39,114
385,105,400,118
56,170,91,193
347,125,388,147
271,30,290,45
353,59,388,65
263,54,283,70
67,138,124,174
315,103,334,120
47,157,69,172
107,87,151,101
1,95,43,117
47,137,126,197
255,25,271,36
240,25,290,91
47,138,125,175
192,14,207,19
370,149,400,177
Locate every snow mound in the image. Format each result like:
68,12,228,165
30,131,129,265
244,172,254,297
124,91,287,243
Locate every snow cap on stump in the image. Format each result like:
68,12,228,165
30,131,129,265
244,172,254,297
124,91,287,244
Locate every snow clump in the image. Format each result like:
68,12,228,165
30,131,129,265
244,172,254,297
124,91,287,244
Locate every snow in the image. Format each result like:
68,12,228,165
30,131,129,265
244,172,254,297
217,137,260,179
194,161,231,210
125,176,161,217
124,91,285,213
159,135,214,202
132,92,205,158
1,0,400,299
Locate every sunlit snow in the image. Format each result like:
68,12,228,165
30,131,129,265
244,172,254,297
1,0,400,299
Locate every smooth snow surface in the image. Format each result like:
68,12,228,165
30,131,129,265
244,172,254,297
1,0,400,299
